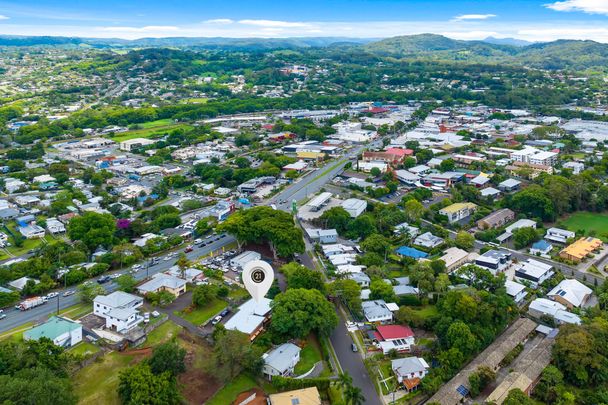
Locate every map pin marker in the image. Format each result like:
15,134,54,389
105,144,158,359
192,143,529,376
242,260,274,303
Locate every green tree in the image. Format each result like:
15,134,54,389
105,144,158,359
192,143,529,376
328,279,362,314
149,341,186,376
282,262,325,292
318,207,352,234
369,279,396,302
454,231,475,250
513,227,540,249
76,282,106,304
211,329,262,380
360,234,391,258
468,365,496,396
0,367,77,405
504,389,535,405
271,288,338,339
195,218,210,236
118,363,180,405
192,284,218,307
509,185,555,221
447,321,478,356
67,212,117,250
116,274,138,293
403,199,425,222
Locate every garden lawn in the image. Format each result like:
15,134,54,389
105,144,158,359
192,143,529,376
111,123,192,142
562,212,608,241
0,321,33,342
175,299,226,326
59,302,92,319
294,335,323,375
144,320,182,346
206,374,259,405
411,305,439,321
68,341,100,357
73,351,135,405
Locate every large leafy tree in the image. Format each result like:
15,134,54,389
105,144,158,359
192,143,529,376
509,184,555,221
148,342,186,377
211,329,262,380
318,206,351,234
118,363,180,405
282,262,325,293
217,206,304,258
271,288,338,339
67,212,117,250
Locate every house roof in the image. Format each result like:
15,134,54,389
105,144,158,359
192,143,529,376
391,357,429,376
264,343,301,373
531,240,552,251
268,387,322,405
362,300,393,320
395,246,428,259
548,279,592,307
376,325,414,340
224,298,272,335
504,280,526,297
24,316,81,341
439,202,477,214
137,273,186,293
94,291,142,309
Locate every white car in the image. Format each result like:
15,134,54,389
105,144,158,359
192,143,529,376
194,238,202,244
46,292,59,299
163,256,172,261
111,273,122,279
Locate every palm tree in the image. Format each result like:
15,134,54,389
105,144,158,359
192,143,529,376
345,386,365,405
336,372,353,391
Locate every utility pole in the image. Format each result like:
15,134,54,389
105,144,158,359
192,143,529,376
56,294,60,315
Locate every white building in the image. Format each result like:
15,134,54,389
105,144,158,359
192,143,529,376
391,357,429,387
224,298,272,340
547,279,592,309
262,343,301,380
119,138,155,152
362,300,393,323
230,251,261,269
515,259,554,288
94,291,144,332
545,227,575,244
23,316,82,348
505,280,527,304
341,198,367,218
528,298,581,325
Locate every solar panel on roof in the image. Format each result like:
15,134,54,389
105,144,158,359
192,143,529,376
457,385,469,397
559,290,567,296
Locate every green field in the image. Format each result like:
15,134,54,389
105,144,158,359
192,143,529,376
562,212,608,241
144,320,182,346
110,119,192,142
74,351,135,405
175,299,227,326
68,341,100,357
59,302,92,320
206,374,269,405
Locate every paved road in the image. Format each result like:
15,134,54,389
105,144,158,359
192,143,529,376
0,234,235,333
330,308,378,405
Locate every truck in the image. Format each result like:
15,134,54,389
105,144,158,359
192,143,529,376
18,297,47,311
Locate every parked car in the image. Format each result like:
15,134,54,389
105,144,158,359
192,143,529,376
184,245,193,253
220,309,230,317
194,238,202,244
151,311,160,318
46,292,59,299
351,343,358,352
211,315,222,325
110,273,122,279
97,275,111,284
63,290,75,297
0,313,5,320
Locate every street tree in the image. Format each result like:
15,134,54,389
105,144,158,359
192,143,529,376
67,212,117,250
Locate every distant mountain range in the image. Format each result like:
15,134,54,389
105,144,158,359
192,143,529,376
0,33,606,70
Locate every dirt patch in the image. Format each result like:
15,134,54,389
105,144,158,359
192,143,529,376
120,347,153,356
232,388,267,405
179,367,220,404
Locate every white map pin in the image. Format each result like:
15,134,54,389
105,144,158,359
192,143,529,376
242,260,274,303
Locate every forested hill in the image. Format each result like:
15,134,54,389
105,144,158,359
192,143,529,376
362,34,608,70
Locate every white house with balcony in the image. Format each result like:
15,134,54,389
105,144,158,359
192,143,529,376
94,291,144,333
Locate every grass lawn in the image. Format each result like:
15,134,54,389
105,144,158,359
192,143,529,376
175,299,226,326
410,305,439,320
294,335,323,375
59,302,92,319
73,351,135,405
144,320,182,346
228,287,250,301
0,321,33,342
139,118,174,128
206,374,260,405
111,123,192,142
68,341,100,357
561,212,608,241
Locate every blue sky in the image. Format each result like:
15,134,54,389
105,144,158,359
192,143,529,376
0,0,607,41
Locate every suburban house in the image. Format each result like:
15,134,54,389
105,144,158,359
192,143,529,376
305,228,338,244
515,259,555,288
559,237,603,263
530,240,553,256
224,297,272,340
413,232,444,249
505,219,536,234
362,151,405,167
262,343,301,380
498,178,521,192
505,280,528,304
373,325,415,354
164,266,205,283
547,279,592,309
23,316,82,348
391,357,430,392
395,246,429,260
439,202,477,223
268,387,322,405
18,224,46,239
528,298,581,325
475,250,512,274
137,273,187,297
45,217,66,234
394,222,420,238
439,247,473,272
94,291,144,332
347,272,371,287
545,227,575,244
477,208,515,230
362,300,394,324
8,276,39,291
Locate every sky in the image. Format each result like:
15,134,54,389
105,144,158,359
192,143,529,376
0,0,607,42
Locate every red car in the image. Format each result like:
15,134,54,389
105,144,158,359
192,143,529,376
184,246,193,253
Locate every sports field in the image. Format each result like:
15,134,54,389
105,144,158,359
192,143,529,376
562,212,608,240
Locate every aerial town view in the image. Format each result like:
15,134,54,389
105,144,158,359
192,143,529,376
0,0,608,404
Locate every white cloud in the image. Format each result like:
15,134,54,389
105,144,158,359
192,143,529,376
98,26,180,33
452,14,496,21
204,18,234,24
546,0,608,15
0,15,9,20
237,19,312,28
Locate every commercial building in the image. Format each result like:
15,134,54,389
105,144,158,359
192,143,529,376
559,237,603,263
306,192,332,212
23,316,82,348
439,202,477,224
229,250,262,269
119,138,155,152
341,198,367,218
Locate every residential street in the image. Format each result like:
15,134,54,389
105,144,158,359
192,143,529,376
330,307,380,405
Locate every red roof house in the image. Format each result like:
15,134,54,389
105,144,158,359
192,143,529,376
374,325,415,354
